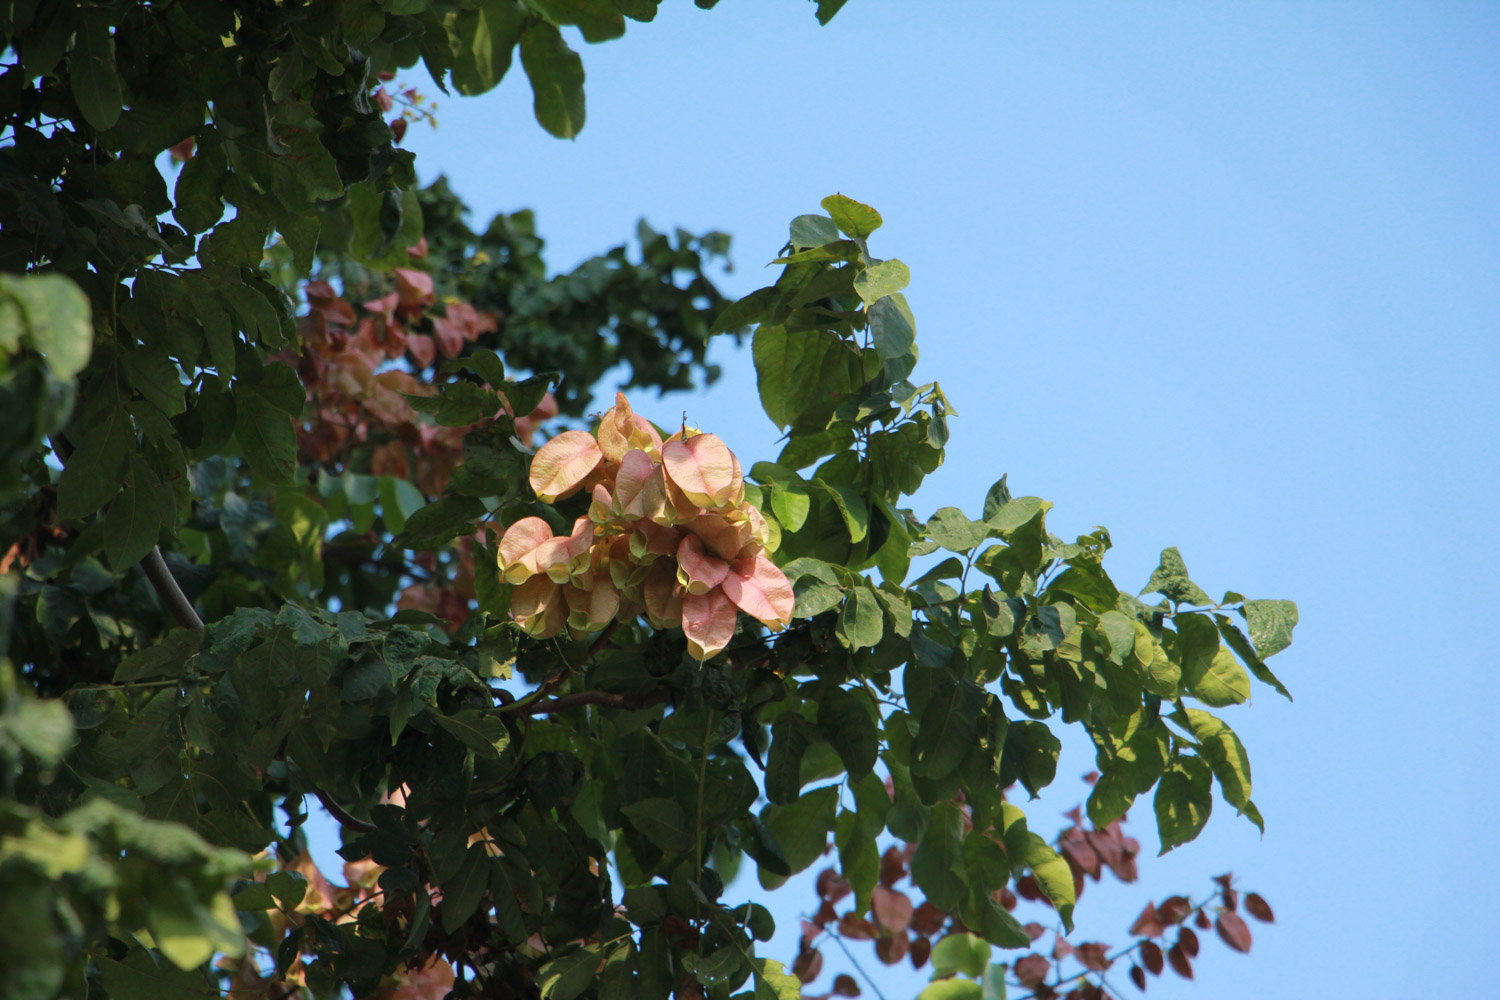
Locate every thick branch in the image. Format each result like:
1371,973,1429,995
142,546,204,631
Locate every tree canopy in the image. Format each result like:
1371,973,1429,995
0,3,1296,999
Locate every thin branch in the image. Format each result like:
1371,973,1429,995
313,787,378,834
501,620,621,714
511,688,668,717
142,546,205,631
823,929,890,1000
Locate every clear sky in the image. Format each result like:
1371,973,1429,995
376,3,1499,996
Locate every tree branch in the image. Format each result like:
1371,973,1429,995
313,787,378,834
508,688,668,716
142,546,204,631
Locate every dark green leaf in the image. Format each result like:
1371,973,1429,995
817,687,877,780
836,582,883,650
910,801,966,911
103,456,171,571
621,798,693,853
449,0,526,96
70,12,122,131
912,681,985,782
1217,617,1292,700
853,258,909,305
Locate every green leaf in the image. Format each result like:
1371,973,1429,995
765,714,812,805
854,258,910,305
929,932,990,979
538,945,601,1000
1142,547,1213,606
1098,610,1136,664
782,557,844,618
1176,614,1249,707
266,870,307,909
115,628,202,683
760,786,837,877
1003,721,1060,798
1183,708,1258,826
986,496,1049,533
2,697,75,766
910,801,966,911
433,710,510,761
1243,598,1298,659
868,292,916,361
917,981,983,1000
234,384,298,485
98,949,214,1000
1020,833,1075,931
174,132,226,234
1217,617,1292,700
817,687,877,780
397,495,485,550
752,958,804,1000
621,797,693,854
926,506,988,553
441,847,491,932
788,214,840,249
1154,755,1213,854
769,480,811,531
816,480,869,543
448,0,526,96
912,681,985,782
836,582,884,650
70,12,123,131
753,325,860,432
521,21,586,138
103,455,172,571
820,194,883,240
1,273,93,379
57,405,132,520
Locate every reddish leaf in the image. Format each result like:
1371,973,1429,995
1140,941,1164,976
1128,903,1164,938
832,973,861,997
1156,896,1192,925
1195,909,1211,931
874,932,908,965
1060,828,1101,879
1221,888,1238,912
801,920,822,945
1075,942,1113,972
871,885,914,936
1000,887,1018,911
1245,893,1275,923
1016,875,1044,901
1052,936,1074,961
792,946,823,984
817,867,852,903
1177,928,1199,958
909,936,931,969
1015,954,1052,987
1215,911,1252,953
1167,944,1193,980
390,117,407,143
838,913,877,941
813,899,837,927
912,901,947,936
879,846,905,887
1024,922,1047,942
1130,965,1147,991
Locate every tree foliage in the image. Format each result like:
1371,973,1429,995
0,4,1298,1000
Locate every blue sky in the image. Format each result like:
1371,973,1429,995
373,3,1499,996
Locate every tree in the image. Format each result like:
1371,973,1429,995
0,4,1298,1000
